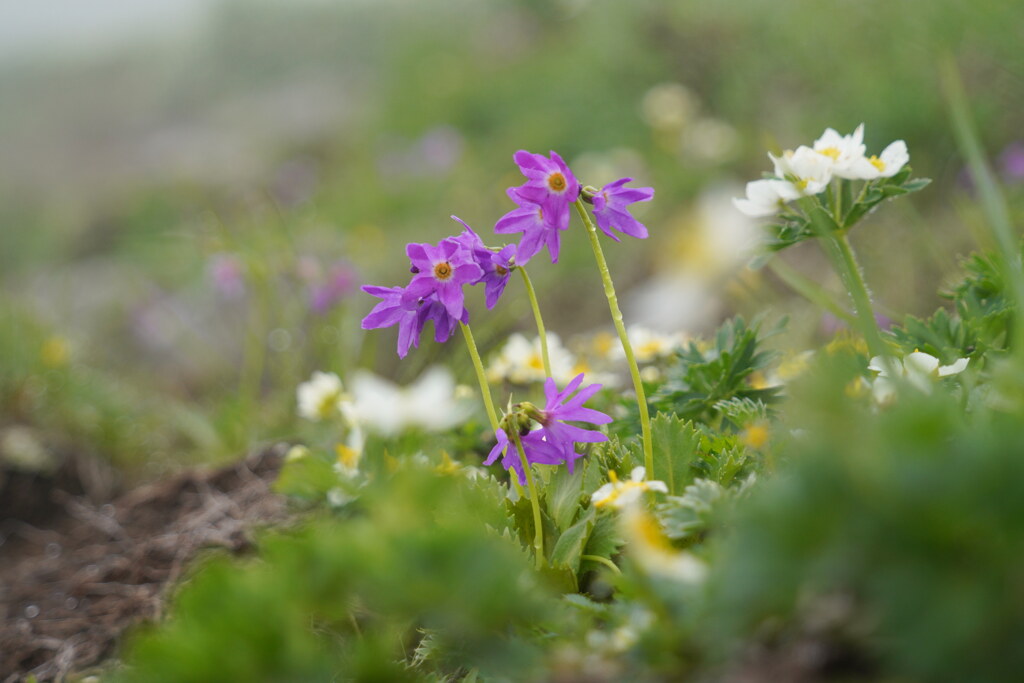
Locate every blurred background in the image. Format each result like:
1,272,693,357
1,0,1022,485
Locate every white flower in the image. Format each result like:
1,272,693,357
487,332,577,385
733,178,802,217
350,366,470,436
297,371,352,422
591,467,669,509
619,505,707,584
868,351,969,403
769,145,834,196
852,139,909,180
616,326,687,364
813,124,868,179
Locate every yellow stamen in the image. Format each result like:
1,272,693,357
869,155,885,172
740,423,769,450
819,146,841,161
336,443,361,470
547,172,567,192
433,262,453,280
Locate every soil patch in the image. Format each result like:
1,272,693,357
0,446,290,682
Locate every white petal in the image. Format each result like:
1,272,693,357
629,466,647,482
879,140,909,177
905,351,940,376
938,357,970,377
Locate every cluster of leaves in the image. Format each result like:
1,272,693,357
648,316,782,425
764,170,931,253
887,242,1021,363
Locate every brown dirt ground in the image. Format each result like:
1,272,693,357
0,446,290,682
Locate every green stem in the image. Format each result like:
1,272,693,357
581,554,621,575
511,430,545,570
460,323,500,434
801,198,886,357
518,266,551,377
767,258,857,324
574,199,654,478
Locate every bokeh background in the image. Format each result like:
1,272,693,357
2,0,1022,483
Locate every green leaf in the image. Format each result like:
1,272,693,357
546,465,585,533
649,413,700,496
582,512,623,564
550,508,596,574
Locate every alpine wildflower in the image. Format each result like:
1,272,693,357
403,239,483,320
297,371,353,422
591,466,668,509
589,178,655,241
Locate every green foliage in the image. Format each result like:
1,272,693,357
120,466,558,682
651,316,782,424
703,358,1024,682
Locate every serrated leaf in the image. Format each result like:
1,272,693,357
649,413,700,495
562,592,610,615
546,465,585,533
582,512,623,561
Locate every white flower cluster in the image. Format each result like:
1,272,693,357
486,332,579,386
734,124,909,217
297,367,471,437
868,351,969,404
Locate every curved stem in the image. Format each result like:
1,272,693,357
510,430,545,570
517,266,551,377
581,553,621,575
830,232,887,357
460,322,500,434
767,258,856,324
574,199,654,477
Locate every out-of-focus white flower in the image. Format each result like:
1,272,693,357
868,351,969,403
591,467,668,509
732,178,801,217
350,366,471,436
641,82,698,131
487,332,577,385
769,146,834,196
615,326,687,364
297,371,353,422
620,505,707,583
682,118,740,161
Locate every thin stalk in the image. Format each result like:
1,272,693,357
574,199,654,477
767,258,857,324
941,57,1024,364
581,554,621,575
511,430,545,570
460,323,500,433
802,199,887,357
518,266,551,377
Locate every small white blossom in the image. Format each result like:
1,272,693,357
813,124,868,179
297,371,352,422
853,139,909,180
868,351,969,403
614,326,687,364
591,467,668,509
487,332,577,385
733,178,802,217
620,505,707,584
769,145,834,196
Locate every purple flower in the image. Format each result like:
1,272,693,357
484,373,611,484
208,254,246,299
590,178,654,241
495,189,563,265
362,285,466,358
309,261,357,314
403,239,483,320
484,429,566,485
448,216,515,309
1000,142,1024,184
510,150,579,233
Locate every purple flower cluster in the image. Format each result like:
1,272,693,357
361,216,515,357
361,148,655,358
496,150,654,264
485,373,611,484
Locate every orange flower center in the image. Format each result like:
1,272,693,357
547,172,567,192
496,265,508,276
433,262,453,280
